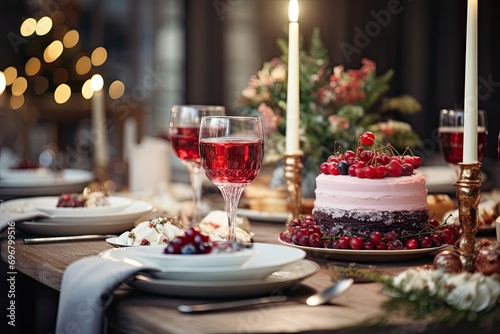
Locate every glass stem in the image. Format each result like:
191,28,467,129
188,164,204,228
219,185,245,241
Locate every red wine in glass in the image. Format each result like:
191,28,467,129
200,138,264,184
170,126,200,164
200,116,264,241
169,105,225,228
438,126,488,164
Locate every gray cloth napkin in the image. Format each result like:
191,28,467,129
0,209,50,231
56,256,159,334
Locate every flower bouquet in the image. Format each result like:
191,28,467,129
236,28,422,191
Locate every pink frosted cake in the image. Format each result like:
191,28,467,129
313,172,429,238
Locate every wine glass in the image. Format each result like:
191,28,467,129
438,108,488,176
199,116,264,240
169,105,225,227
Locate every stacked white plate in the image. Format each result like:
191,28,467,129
0,169,94,198
1,196,152,236
98,243,318,298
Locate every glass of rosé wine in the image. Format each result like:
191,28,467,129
169,105,225,227
438,108,488,176
199,116,264,241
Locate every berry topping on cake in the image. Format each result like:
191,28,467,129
320,132,421,179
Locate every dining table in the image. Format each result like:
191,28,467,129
1,214,498,334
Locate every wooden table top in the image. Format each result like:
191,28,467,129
1,221,496,333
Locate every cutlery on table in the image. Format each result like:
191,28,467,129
23,234,117,244
176,278,354,313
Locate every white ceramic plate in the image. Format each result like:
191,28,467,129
278,239,450,262
10,199,152,236
0,168,51,180
127,244,258,268
129,259,319,298
237,208,289,223
31,196,133,215
0,169,93,197
99,243,306,281
1,198,152,224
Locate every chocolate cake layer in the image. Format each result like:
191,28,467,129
313,208,429,238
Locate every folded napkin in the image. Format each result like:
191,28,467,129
56,256,159,334
0,206,50,231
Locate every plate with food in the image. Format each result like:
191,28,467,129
30,195,133,215
278,239,450,262
2,197,153,236
443,199,499,233
99,243,306,281
0,169,94,198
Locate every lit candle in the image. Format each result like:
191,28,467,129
463,0,478,163
91,74,109,168
286,0,300,153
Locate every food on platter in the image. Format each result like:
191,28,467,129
199,210,251,233
242,174,288,212
444,200,498,229
10,158,40,169
280,132,461,251
164,227,253,255
127,216,184,246
115,212,254,246
427,194,455,222
314,132,430,240
279,215,458,250
56,191,109,208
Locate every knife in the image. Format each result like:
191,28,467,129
23,234,117,244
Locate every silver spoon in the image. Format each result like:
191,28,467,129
177,278,354,313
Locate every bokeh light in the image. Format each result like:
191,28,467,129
54,84,71,104
4,67,17,85
82,79,93,99
33,76,49,95
11,77,28,96
20,18,37,37
10,94,25,110
63,30,79,48
0,72,6,94
36,16,53,36
75,55,92,75
109,80,125,99
91,47,107,66
25,57,42,76
43,40,64,63
91,74,104,91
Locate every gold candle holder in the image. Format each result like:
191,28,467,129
454,162,482,272
284,152,303,221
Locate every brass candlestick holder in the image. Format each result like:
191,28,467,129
454,162,482,272
284,152,303,221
